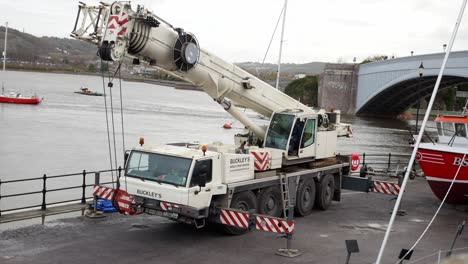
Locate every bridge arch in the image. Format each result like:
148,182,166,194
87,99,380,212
356,51,468,116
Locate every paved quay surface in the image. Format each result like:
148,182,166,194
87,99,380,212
1,177,467,264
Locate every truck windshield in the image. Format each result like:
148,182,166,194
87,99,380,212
265,113,294,150
126,151,192,187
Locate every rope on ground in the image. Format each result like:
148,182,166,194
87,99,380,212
406,246,468,263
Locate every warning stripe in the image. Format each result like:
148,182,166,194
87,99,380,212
115,190,135,215
255,216,294,234
373,180,400,196
251,151,269,171
160,202,180,211
93,185,116,200
219,209,249,229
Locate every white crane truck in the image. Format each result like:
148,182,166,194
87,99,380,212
72,1,368,234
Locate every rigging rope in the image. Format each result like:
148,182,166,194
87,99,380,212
396,151,467,263
118,65,128,191
100,59,115,188
260,5,285,65
375,0,467,262
107,63,120,182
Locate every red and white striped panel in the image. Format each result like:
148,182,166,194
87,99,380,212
373,180,400,196
256,216,295,234
107,12,129,36
114,189,135,215
93,185,116,200
219,209,249,229
160,202,180,211
251,151,269,171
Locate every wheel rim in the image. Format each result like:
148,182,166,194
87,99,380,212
264,195,276,214
235,201,249,211
325,181,332,201
302,186,312,208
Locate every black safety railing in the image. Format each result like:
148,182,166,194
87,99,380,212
0,167,121,217
360,153,413,174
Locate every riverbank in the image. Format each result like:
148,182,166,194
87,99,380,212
2,68,202,91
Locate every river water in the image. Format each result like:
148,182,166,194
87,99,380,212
0,71,415,211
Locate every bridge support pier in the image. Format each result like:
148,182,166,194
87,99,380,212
318,63,358,115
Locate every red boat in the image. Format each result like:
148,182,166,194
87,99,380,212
0,93,42,105
416,112,468,204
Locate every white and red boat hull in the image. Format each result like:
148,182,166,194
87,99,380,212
417,143,468,204
0,96,41,105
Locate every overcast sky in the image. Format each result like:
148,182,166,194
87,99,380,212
1,0,468,63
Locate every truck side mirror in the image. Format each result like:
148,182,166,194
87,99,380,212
124,150,130,164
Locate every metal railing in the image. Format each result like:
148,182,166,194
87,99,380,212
0,167,120,217
359,153,414,176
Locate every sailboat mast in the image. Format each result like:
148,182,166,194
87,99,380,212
3,22,7,72
275,0,288,90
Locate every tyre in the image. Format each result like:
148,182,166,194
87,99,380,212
294,178,316,216
223,191,257,235
257,187,283,217
315,174,335,210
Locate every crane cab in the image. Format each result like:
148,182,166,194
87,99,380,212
264,110,337,162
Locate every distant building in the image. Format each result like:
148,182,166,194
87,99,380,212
294,73,306,79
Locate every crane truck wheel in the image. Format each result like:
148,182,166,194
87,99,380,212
257,187,283,217
315,174,335,210
223,191,257,235
294,178,316,216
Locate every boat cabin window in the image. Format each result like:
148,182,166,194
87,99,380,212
265,113,295,150
442,122,455,136
126,151,192,187
455,123,467,137
301,119,316,148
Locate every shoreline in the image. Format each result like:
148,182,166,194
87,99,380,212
2,68,202,91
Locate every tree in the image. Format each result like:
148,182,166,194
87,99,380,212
360,54,389,64
88,63,96,72
284,76,318,106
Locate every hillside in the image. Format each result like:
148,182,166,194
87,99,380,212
0,26,326,79
0,26,95,62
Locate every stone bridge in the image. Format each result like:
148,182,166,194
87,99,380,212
318,51,468,116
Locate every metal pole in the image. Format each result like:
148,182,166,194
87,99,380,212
375,1,467,262
0,179,2,218
388,153,392,171
345,252,351,264
41,174,47,211
415,76,421,135
2,22,7,72
438,250,441,264
93,172,99,214
286,205,293,250
446,220,465,257
363,153,366,165
81,170,86,204
275,0,288,90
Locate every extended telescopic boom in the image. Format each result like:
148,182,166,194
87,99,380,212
71,2,315,138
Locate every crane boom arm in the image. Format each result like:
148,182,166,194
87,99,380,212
71,2,314,138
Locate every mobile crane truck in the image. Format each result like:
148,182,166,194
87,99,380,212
72,1,378,234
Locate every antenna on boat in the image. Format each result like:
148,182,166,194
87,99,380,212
375,0,468,263
275,0,288,90
2,22,7,72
